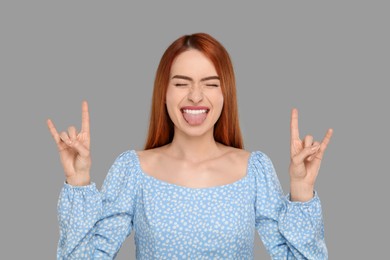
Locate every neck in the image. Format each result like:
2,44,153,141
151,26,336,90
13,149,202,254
166,130,222,162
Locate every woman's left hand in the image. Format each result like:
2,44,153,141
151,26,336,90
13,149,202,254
289,108,333,202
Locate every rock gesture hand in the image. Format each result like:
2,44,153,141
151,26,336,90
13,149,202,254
289,108,333,202
47,101,91,186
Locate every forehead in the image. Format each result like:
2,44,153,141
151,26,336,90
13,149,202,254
170,49,218,77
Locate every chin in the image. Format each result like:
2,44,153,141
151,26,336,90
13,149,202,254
175,122,215,139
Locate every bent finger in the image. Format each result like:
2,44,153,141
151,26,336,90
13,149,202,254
303,135,314,148
307,141,321,161
59,131,72,146
68,126,77,141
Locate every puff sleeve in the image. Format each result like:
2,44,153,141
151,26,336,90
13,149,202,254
57,150,138,259
253,151,328,260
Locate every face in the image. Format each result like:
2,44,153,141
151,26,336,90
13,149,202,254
166,49,224,138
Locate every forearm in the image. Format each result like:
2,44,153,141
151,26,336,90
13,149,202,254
278,192,328,259
57,182,102,259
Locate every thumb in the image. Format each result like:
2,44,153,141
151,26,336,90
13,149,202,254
69,139,90,158
292,145,320,165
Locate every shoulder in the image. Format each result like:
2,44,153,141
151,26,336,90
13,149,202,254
219,145,251,163
227,149,275,176
216,144,272,166
107,149,141,178
251,150,272,164
213,144,252,175
102,149,141,194
115,149,136,162
248,151,278,182
135,146,167,168
255,151,275,170
136,146,164,159
112,148,166,164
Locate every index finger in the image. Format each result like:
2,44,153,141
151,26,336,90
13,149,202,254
290,108,300,141
81,100,90,133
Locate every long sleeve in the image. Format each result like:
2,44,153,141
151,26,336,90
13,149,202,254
252,151,328,260
57,150,139,259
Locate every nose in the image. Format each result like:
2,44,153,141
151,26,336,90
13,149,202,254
187,85,203,103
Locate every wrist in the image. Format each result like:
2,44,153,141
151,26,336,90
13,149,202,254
290,182,314,202
66,175,91,186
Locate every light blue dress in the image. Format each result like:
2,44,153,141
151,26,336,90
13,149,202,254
57,150,328,259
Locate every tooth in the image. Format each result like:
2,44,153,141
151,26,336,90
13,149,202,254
183,109,207,114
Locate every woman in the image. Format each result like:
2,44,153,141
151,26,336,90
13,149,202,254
47,33,333,259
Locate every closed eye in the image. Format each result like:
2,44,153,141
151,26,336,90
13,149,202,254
206,84,219,87
175,83,188,87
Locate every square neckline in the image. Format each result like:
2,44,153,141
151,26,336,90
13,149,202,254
132,150,254,191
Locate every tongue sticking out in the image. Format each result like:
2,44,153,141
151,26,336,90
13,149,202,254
183,111,208,126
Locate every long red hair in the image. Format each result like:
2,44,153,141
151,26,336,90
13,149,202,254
144,33,243,149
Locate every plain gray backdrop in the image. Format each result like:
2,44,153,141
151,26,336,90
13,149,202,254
1,1,389,259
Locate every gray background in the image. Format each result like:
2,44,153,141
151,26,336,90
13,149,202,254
1,1,389,259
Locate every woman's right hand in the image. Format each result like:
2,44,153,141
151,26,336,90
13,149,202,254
47,101,91,186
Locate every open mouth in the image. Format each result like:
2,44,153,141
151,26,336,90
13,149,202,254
181,108,210,126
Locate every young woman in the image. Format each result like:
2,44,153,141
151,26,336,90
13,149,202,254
48,33,333,259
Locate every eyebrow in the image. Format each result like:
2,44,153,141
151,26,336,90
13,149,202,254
171,75,220,82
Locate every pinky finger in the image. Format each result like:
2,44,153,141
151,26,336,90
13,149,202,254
317,128,334,158
321,129,333,150
47,119,61,144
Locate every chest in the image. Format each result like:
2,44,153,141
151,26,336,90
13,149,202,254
142,157,248,189
133,179,256,253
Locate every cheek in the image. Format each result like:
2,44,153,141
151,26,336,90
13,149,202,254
165,97,175,119
165,87,183,119
213,91,224,111
165,86,176,108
